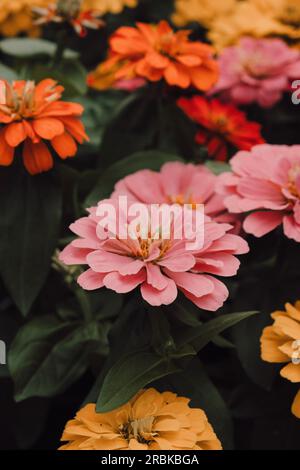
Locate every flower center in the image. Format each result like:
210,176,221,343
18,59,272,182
168,193,198,209
0,80,60,121
287,165,300,198
120,416,156,444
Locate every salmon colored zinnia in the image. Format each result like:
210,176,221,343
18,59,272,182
60,198,248,311
261,301,300,419
99,20,219,91
59,388,222,450
0,79,89,175
178,96,265,161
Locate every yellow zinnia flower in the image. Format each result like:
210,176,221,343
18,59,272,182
59,388,222,450
0,0,49,37
172,0,238,28
82,0,137,15
208,0,300,51
261,301,300,419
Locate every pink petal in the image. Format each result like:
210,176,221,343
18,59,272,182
165,270,214,297
141,279,177,306
87,250,144,275
77,269,106,290
283,215,300,243
59,244,92,265
183,276,229,311
103,270,146,293
243,211,284,237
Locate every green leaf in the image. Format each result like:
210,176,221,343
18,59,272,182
0,38,77,59
9,315,110,401
20,59,87,96
0,168,62,315
176,311,258,351
205,161,231,175
85,151,183,206
0,62,18,80
96,350,183,413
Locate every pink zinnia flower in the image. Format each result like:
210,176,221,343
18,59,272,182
217,144,300,242
213,37,300,108
112,161,241,231
59,199,248,311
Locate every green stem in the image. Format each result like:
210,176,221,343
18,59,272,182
74,287,93,322
52,29,68,67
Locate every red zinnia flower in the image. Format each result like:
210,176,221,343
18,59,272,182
178,96,265,161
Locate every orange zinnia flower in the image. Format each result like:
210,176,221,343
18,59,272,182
0,79,89,175
100,20,219,91
261,301,300,419
59,388,222,450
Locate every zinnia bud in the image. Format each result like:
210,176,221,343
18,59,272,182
57,0,82,18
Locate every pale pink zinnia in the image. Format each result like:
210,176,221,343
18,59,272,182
212,37,300,108
59,199,248,311
112,161,241,231
217,144,300,242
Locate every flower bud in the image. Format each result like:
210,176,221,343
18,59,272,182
57,0,82,18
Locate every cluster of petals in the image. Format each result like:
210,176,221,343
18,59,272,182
59,388,222,450
213,37,300,108
208,0,300,51
217,144,300,243
261,301,300,418
0,79,88,175
60,195,248,311
112,161,241,229
178,96,264,161
99,20,219,91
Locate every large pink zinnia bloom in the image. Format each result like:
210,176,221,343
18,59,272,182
217,144,300,242
212,37,300,108
59,200,248,311
112,161,240,230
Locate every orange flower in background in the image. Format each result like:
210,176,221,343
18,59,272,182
261,302,300,419
178,96,265,161
100,21,219,91
0,79,89,175
59,388,222,450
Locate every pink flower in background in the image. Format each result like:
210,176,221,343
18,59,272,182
212,37,300,108
217,145,300,242
112,161,241,231
114,77,146,91
60,198,248,311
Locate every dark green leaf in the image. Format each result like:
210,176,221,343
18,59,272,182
176,311,258,351
205,161,231,175
96,350,182,413
0,38,77,59
9,315,110,401
0,62,18,80
0,168,62,315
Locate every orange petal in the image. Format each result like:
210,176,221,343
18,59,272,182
60,117,89,143
33,118,64,140
280,362,300,383
164,62,191,88
292,390,300,418
0,129,14,166
23,140,53,175
4,121,26,147
51,132,77,159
